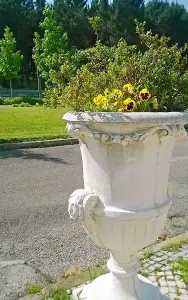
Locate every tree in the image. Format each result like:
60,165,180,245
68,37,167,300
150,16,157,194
110,0,144,44
0,0,46,88
54,0,92,48
35,0,46,29
89,0,145,45
0,27,23,97
36,0,46,11
33,32,42,97
20,0,36,86
33,4,68,104
98,0,110,42
145,0,188,45
33,5,68,81
88,16,101,41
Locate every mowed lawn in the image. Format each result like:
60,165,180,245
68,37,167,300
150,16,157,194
0,106,70,143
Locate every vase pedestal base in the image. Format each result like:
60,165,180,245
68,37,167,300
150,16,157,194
79,273,170,300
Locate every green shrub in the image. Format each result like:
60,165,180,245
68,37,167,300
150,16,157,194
43,288,71,300
26,283,43,294
19,102,33,107
0,97,4,105
3,97,44,106
4,97,20,105
23,103,32,107
43,45,108,108
12,103,19,107
59,22,188,112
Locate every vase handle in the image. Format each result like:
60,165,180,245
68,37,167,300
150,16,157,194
68,189,103,246
68,189,99,221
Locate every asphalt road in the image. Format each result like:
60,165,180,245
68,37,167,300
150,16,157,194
0,140,188,279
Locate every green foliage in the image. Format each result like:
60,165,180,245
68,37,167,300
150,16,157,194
145,0,188,46
0,27,23,96
170,257,188,284
84,265,107,281
53,0,188,49
43,288,71,300
88,16,101,41
1,0,188,91
33,4,68,107
59,42,115,110
0,0,43,89
54,0,92,49
3,97,44,106
44,47,88,107
59,22,188,112
33,5,68,82
107,0,145,45
19,102,32,107
26,283,43,295
140,250,153,263
0,97,4,105
161,239,188,252
0,27,23,79
36,0,46,14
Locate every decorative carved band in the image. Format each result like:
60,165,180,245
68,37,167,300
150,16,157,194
66,123,187,145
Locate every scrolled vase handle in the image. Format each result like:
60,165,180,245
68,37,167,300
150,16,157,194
68,189,102,246
68,189,99,221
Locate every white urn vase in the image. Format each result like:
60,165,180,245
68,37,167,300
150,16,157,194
63,112,188,300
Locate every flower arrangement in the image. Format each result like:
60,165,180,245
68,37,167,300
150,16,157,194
93,84,159,112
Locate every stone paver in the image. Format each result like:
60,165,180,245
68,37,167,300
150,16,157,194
141,244,188,300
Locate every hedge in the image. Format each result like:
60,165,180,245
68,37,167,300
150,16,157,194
0,96,44,106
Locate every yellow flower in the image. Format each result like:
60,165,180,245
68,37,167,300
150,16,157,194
94,94,102,106
94,94,107,107
118,107,125,112
112,89,123,98
123,98,137,111
104,88,110,96
123,83,134,94
152,98,158,109
139,88,151,101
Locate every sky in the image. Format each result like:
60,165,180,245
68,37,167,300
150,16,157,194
46,0,188,10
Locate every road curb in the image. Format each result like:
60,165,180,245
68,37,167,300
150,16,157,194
0,138,78,151
148,232,188,253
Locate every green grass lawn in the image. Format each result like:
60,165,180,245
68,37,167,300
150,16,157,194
0,106,70,143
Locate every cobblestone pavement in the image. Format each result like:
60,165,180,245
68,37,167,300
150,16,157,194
72,244,188,300
140,244,188,300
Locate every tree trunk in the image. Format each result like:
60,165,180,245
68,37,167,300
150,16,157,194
10,79,13,98
37,67,42,98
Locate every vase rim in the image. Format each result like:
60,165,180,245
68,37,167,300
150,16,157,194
63,111,188,124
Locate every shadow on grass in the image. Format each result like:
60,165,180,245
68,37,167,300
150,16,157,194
0,148,69,165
